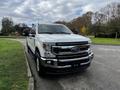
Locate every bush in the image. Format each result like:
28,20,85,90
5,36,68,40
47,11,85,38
95,33,120,38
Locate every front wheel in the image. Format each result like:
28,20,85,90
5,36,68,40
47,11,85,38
35,51,45,76
26,44,30,53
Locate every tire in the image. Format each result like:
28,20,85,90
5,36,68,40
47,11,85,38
26,43,30,53
35,50,45,76
27,46,29,53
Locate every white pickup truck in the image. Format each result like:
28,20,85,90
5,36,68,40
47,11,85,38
26,24,94,75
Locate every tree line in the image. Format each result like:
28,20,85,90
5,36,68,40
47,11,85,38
55,2,120,38
91,2,120,38
0,17,30,36
0,2,120,38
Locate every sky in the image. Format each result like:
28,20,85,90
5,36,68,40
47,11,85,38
0,0,119,29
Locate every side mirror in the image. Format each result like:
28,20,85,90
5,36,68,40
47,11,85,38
29,29,36,37
32,34,35,37
29,33,35,37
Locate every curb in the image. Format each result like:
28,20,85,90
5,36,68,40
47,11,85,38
9,39,35,90
24,50,34,90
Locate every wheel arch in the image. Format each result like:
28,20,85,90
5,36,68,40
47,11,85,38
35,47,40,54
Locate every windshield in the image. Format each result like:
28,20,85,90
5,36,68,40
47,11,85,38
38,24,73,34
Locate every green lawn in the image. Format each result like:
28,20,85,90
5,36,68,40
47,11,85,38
90,36,120,45
0,38,28,90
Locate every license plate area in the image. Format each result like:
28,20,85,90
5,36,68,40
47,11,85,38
58,59,90,66
72,63,80,68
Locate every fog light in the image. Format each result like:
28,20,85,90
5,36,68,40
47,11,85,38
46,61,52,64
44,52,50,57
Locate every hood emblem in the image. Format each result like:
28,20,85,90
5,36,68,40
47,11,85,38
71,46,80,52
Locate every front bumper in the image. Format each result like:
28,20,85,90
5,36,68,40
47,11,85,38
40,53,94,74
43,63,91,74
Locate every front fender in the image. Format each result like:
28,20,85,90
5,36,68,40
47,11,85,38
35,38,45,57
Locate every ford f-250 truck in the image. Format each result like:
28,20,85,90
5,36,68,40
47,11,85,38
26,24,94,75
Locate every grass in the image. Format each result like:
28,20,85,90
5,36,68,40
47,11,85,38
0,36,25,39
90,36,120,45
0,38,28,90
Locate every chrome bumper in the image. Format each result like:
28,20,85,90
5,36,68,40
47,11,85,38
58,53,94,62
40,53,94,69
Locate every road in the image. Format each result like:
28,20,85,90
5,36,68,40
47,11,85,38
16,39,120,90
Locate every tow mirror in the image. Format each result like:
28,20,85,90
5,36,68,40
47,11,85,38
29,29,36,37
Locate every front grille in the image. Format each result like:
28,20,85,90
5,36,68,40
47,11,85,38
52,41,90,55
51,41,90,62
78,45,90,50
56,41,88,46
58,59,90,66
57,52,89,59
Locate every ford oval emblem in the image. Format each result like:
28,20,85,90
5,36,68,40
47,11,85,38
71,46,80,52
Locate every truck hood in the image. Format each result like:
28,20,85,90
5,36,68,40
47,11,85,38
37,34,90,43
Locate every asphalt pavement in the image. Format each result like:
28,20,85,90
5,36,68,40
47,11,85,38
17,39,120,90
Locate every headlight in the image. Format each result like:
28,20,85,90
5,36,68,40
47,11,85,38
88,39,92,44
42,42,55,57
88,39,92,52
43,43,50,51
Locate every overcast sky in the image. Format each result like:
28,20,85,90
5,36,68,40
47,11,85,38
0,0,119,29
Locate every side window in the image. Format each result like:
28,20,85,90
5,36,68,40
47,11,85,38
30,29,36,34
